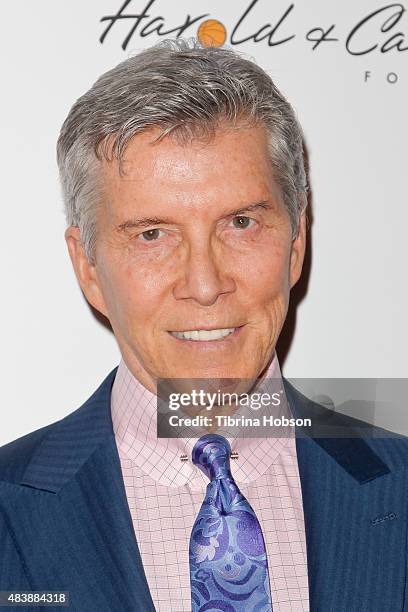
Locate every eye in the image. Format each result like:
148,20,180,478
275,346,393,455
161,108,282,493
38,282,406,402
231,215,255,229
139,228,162,241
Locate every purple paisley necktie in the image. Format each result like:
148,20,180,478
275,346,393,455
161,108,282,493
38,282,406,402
189,434,273,612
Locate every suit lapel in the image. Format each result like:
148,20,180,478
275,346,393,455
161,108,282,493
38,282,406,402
284,380,407,612
9,367,156,611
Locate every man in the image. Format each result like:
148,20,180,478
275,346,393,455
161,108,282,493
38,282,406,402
0,38,407,612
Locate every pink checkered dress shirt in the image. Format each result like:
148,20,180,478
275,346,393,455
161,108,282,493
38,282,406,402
111,354,310,612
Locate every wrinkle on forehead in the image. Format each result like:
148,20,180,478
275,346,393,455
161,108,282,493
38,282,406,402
108,126,267,181
98,123,284,225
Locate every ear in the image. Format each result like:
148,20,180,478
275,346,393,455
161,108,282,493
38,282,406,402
289,208,307,289
64,226,109,318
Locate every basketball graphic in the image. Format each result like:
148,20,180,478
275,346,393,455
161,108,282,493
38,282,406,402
197,19,227,48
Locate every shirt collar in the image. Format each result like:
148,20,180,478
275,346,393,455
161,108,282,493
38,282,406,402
111,353,293,489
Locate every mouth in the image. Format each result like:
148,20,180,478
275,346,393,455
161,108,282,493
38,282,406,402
168,326,244,342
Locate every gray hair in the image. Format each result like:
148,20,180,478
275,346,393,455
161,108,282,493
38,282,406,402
57,38,308,263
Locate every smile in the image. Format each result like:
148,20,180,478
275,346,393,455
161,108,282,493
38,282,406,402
169,327,237,341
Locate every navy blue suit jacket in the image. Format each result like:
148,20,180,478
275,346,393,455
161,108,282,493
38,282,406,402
1,367,408,611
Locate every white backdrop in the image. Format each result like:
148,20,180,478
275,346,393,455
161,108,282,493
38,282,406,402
1,0,407,445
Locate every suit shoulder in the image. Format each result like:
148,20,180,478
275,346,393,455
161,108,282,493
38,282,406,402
0,421,57,484
0,367,118,486
0,407,94,485
284,377,408,467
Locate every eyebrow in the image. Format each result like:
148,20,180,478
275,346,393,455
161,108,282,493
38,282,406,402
115,201,273,233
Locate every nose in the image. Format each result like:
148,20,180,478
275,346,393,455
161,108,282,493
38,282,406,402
172,235,236,306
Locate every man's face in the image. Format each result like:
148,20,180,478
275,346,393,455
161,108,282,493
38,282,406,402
66,124,306,393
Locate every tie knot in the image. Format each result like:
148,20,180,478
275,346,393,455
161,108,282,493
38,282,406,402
192,434,232,481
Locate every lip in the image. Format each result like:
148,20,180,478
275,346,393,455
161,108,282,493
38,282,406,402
168,325,243,332
167,325,245,347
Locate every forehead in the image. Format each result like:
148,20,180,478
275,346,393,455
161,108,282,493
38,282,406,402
99,124,282,220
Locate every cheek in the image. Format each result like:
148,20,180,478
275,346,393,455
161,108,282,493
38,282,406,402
99,257,171,327
238,241,292,302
